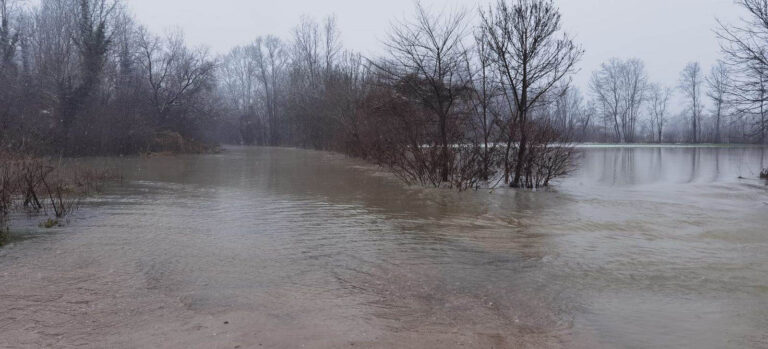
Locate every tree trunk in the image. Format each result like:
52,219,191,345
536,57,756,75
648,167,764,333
511,115,527,188
440,114,449,183
715,105,721,144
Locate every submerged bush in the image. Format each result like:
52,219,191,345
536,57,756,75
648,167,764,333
145,131,220,156
0,227,9,247
355,84,575,191
0,152,121,235
761,168,768,179
39,218,59,229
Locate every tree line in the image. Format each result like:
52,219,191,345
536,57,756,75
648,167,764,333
219,1,583,189
0,0,218,155
1,0,767,189
575,0,768,145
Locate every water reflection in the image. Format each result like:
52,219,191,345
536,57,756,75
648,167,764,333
573,146,767,186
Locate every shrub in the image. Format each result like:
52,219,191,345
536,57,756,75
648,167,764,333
0,152,120,232
0,227,9,246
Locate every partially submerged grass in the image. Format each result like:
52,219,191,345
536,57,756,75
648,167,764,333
39,218,59,229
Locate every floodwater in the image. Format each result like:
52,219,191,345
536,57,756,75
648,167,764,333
1,146,767,348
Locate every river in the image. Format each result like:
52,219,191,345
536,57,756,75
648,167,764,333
1,146,767,348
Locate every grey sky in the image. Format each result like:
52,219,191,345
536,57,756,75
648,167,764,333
128,0,742,95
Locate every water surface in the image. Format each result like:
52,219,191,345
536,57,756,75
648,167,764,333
0,146,766,348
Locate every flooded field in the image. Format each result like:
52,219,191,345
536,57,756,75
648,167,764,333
1,146,767,348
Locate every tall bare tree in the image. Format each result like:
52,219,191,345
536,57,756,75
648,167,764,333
706,61,730,143
0,0,18,69
590,58,648,143
219,44,258,143
480,0,583,187
679,62,704,143
465,27,503,182
376,2,469,183
253,36,286,145
647,83,672,143
0,0,20,144
139,30,216,135
553,85,585,139
717,0,768,144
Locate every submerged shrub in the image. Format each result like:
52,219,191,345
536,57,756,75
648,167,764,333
0,227,9,246
0,152,121,234
40,218,59,229
761,168,768,179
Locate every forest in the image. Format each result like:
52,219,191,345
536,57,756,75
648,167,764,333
1,0,768,189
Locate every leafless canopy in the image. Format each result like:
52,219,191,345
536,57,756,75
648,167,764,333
479,0,583,187
679,62,704,143
646,83,672,143
717,0,768,144
706,61,731,143
590,58,648,143
374,2,470,184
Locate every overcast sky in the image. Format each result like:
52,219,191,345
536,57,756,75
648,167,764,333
127,0,743,94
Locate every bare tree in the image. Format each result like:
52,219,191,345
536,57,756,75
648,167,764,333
219,44,259,143
292,16,322,89
480,0,583,187
706,61,730,143
376,2,469,183
736,67,768,144
679,62,704,143
464,27,504,182
220,36,288,145
0,0,19,72
0,0,20,145
322,16,341,78
647,83,672,143
253,36,286,145
139,30,216,139
717,0,768,144
590,58,648,143
287,15,347,149
553,85,585,139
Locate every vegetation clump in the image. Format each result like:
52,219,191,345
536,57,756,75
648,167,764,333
143,132,221,156
761,168,768,179
0,152,120,236
39,218,59,229
0,227,9,247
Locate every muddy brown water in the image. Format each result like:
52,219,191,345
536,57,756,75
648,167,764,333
1,146,767,348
